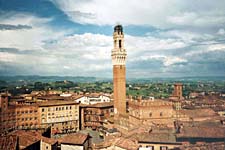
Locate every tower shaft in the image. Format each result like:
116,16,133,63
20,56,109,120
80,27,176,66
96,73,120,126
113,65,126,115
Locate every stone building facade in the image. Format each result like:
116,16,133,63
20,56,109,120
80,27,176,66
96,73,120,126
129,99,175,128
38,101,79,135
0,94,40,134
80,102,113,131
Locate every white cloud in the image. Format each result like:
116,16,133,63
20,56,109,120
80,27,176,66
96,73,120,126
164,56,187,66
167,12,225,27
157,30,213,44
126,35,187,57
0,13,68,51
51,0,177,27
130,54,187,67
0,13,52,26
208,44,225,51
63,66,71,69
51,0,225,28
185,44,225,57
217,28,225,35
0,52,18,62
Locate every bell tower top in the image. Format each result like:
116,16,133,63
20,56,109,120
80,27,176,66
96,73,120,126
111,25,127,66
114,25,123,34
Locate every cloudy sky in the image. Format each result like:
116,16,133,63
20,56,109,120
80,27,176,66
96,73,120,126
0,0,225,78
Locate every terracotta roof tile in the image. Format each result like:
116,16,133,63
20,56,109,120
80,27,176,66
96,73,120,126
58,133,89,145
115,137,138,150
177,126,225,138
0,135,17,150
137,133,178,144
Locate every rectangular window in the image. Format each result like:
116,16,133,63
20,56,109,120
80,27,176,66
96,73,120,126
42,108,44,112
147,146,154,150
149,112,152,117
160,146,168,150
160,112,163,116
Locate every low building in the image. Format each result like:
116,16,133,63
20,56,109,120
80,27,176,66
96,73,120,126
137,133,182,150
75,93,111,105
59,133,92,150
80,102,114,131
9,130,57,150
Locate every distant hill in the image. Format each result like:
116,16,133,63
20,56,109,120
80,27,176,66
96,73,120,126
0,75,109,83
0,75,224,83
127,76,225,83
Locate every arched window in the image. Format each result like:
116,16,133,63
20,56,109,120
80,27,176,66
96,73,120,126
119,40,122,48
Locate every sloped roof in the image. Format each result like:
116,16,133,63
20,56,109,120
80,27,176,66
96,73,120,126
137,133,179,144
177,126,225,138
180,108,218,118
115,137,138,150
9,130,57,149
59,133,89,145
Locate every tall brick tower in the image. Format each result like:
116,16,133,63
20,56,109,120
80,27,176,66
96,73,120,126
173,83,183,99
111,25,127,116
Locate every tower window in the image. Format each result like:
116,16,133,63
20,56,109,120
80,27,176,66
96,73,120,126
119,40,122,48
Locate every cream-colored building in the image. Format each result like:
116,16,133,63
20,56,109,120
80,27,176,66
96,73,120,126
75,93,111,105
38,101,79,135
